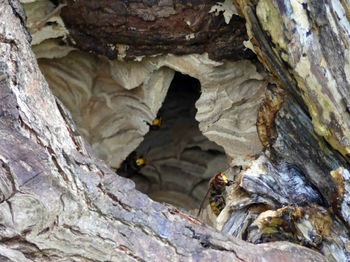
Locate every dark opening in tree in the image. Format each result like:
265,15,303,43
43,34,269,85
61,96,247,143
117,72,227,211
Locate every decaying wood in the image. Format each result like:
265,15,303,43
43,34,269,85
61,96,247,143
3,0,350,261
234,0,350,158
218,1,350,261
59,0,255,61
221,84,350,262
0,1,331,261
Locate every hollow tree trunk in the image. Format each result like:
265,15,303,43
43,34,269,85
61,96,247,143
0,0,349,261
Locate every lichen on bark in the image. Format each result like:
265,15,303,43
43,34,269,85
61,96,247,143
1,0,350,261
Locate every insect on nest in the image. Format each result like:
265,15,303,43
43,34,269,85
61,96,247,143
197,172,234,217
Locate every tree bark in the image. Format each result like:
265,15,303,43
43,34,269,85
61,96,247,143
3,0,350,261
234,0,350,157
0,1,329,261
220,1,350,261
60,0,255,61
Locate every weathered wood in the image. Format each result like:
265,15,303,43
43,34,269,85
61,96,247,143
220,62,350,262
59,0,255,61
234,0,350,158
0,1,329,261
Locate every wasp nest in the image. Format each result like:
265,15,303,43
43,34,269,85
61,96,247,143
24,0,266,224
37,52,266,215
39,53,265,166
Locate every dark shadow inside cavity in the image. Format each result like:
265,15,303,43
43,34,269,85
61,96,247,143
117,72,227,211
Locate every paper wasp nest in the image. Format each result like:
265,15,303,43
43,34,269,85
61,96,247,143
38,52,265,211
18,1,350,261
23,0,266,223
38,51,265,165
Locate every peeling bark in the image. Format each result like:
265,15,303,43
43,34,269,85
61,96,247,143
0,1,330,261
234,0,350,158
221,86,350,262
60,0,255,61
217,1,350,260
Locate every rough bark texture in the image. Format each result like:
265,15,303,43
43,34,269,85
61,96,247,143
3,0,350,261
218,1,350,261
0,1,331,261
221,94,350,262
60,0,255,61
234,0,350,158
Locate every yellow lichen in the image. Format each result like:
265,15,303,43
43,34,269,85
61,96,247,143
341,0,350,22
294,57,350,156
256,0,287,50
235,0,350,158
290,0,310,31
320,57,327,68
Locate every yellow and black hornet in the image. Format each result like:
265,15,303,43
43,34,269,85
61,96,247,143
117,151,146,178
145,117,163,130
197,172,233,216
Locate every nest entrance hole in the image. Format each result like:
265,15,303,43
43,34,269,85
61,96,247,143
117,72,228,211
